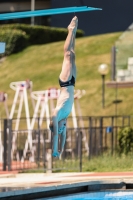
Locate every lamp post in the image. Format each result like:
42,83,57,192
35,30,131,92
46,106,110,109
98,64,109,108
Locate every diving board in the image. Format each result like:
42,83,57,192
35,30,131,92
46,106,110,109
0,6,102,20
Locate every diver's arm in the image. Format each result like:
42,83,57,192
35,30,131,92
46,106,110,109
52,116,59,157
60,126,66,154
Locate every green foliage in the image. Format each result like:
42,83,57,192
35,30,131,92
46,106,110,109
0,24,84,55
83,153,133,172
0,28,28,56
21,154,133,173
118,127,133,155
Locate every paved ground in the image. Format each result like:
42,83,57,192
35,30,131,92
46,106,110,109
0,171,133,199
0,171,133,188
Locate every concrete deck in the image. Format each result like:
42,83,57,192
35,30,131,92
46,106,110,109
0,172,133,199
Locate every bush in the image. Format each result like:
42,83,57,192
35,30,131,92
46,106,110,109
118,126,133,155
0,24,84,53
0,28,28,56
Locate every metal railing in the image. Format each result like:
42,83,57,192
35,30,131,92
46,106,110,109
0,115,133,172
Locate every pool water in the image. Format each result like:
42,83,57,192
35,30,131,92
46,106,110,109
37,190,133,200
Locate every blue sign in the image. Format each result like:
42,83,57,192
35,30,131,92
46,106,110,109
0,42,5,54
106,126,112,133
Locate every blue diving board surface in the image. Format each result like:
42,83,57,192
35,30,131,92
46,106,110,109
0,6,102,20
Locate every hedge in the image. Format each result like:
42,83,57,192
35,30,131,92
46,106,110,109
0,28,28,56
0,24,84,56
118,126,133,155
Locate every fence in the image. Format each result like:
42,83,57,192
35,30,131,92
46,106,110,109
0,115,133,172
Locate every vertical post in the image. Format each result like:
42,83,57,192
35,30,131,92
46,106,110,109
99,117,103,155
111,116,114,155
111,46,116,81
43,131,46,171
31,0,35,25
115,81,118,150
37,117,40,168
3,119,7,171
3,119,12,171
102,75,105,108
79,131,82,172
94,118,97,155
89,117,92,160
7,119,12,171
128,116,130,127
46,149,52,173
122,116,124,127
75,129,79,158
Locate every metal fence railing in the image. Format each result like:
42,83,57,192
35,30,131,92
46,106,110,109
0,115,133,172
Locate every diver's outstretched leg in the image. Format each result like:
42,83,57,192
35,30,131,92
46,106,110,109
60,16,78,81
63,16,78,52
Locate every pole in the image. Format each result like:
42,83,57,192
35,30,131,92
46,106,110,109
89,117,92,160
111,46,116,81
37,117,40,168
3,119,7,171
31,0,35,25
115,81,118,150
99,117,103,155
79,131,82,172
3,119,12,171
102,74,105,108
7,119,12,171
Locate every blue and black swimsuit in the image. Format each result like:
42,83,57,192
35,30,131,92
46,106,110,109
59,76,75,87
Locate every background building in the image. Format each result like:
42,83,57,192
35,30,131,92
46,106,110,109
51,0,133,36
0,0,133,36
0,0,51,25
